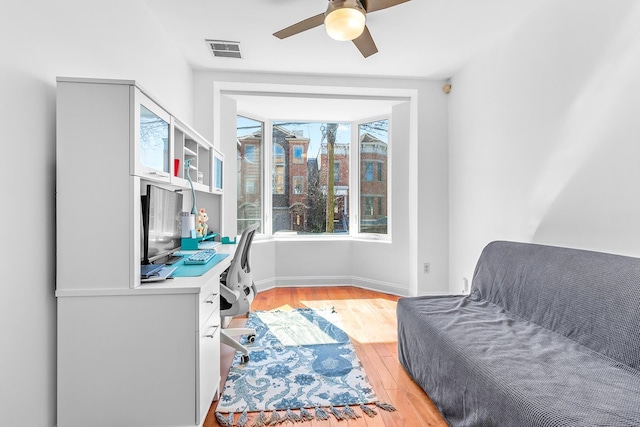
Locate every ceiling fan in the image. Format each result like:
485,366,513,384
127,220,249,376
273,0,411,58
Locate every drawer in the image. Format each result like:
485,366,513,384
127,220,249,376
199,274,220,304
197,312,221,423
199,275,220,328
199,289,219,328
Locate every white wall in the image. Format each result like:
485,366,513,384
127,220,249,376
194,71,449,296
449,0,640,291
0,2,192,425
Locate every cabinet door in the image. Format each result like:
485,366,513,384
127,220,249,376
132,88,172,183
58,294,197,427
198,313,221,423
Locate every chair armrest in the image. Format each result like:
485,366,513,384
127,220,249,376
220,282,241,303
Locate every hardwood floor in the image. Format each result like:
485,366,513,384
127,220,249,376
204,286,447,427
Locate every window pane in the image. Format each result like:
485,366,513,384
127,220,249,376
293,176,304,194
292,145,304,164
245,145,255,163
364,162,374,181
272,121,350,234
237,116,263,234
359,119,388,234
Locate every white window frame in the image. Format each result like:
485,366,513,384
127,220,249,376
237,114,391,241
350,115,392,241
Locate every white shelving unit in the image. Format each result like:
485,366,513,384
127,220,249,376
55,77,228,427
172,117,219,193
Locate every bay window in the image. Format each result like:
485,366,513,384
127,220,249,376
236,116,390,238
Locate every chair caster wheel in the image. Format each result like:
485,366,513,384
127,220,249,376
247,334,256,344
240,354,250,364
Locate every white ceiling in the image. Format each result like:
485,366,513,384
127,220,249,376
146,0,539,119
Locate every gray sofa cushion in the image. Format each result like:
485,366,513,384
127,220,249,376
398,295,640,426
471,241,640,370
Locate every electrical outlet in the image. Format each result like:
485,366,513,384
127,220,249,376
423,263,430,274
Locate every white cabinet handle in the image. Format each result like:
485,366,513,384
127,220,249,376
149,171,169,178
205,326,218,338
205,293,218,304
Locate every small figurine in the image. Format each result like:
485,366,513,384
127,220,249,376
196,208,209,237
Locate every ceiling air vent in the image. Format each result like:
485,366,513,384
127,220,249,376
206,40,242,59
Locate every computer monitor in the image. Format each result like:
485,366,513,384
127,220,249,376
141,184,183,264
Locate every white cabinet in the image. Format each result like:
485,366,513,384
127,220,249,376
56,261,230,427
56,77,229,427
133,89,173,183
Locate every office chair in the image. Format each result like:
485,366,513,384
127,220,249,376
219,222,259,364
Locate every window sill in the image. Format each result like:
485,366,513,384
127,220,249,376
252,234,391,244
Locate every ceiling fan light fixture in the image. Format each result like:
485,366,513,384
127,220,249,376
325,6,366,41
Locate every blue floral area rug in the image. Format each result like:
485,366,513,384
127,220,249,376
215,308,383,418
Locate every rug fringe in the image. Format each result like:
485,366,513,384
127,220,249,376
284,408,302,423
360,403,378,417
314,405,330,420
215,411,234,427
299,407,314,421
237,410,249,427
219,403,397,426
375,401,398,412
251,411,267,427
330,404,345,420
267,409,283,425
342,405,361,419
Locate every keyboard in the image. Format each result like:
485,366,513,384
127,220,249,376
183,249,217,265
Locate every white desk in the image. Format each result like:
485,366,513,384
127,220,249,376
57,245,235,427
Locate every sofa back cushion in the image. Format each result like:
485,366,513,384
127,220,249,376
470,241,640,370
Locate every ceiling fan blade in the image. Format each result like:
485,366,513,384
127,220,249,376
352,25,378,58
362,0,410,13
273,13,325,39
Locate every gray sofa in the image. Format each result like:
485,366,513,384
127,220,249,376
397,241,640,426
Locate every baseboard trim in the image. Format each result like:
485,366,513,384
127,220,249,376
351,276,409,296
253,275,409,296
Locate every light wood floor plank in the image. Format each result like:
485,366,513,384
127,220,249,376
205,286,446,427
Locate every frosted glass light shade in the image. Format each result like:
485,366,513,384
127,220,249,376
325,8,366,41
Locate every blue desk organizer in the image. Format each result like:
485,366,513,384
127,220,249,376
221,236,237,244
181,232,218,251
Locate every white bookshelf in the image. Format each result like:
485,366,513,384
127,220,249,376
56,77,228,427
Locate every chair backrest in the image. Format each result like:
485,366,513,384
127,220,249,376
220,222,259,318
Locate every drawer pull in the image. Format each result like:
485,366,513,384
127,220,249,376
205,293,218,304
205,326,219,338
